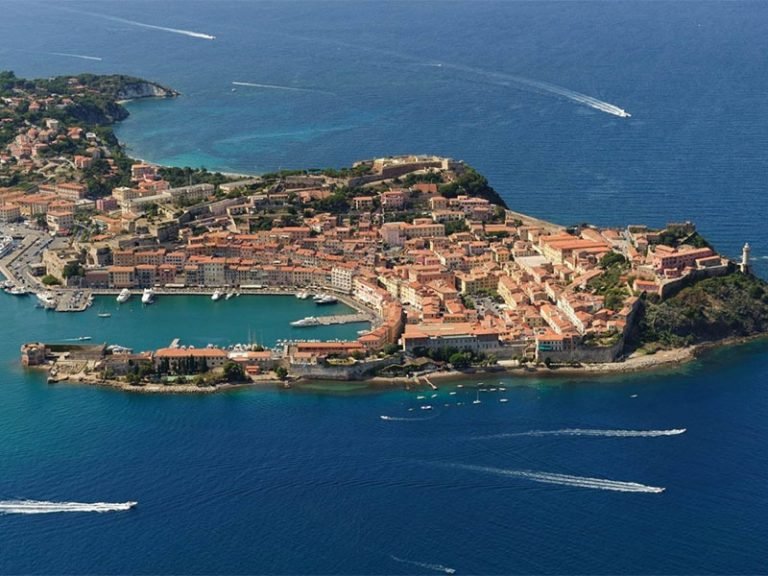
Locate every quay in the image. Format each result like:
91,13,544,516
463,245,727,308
311,314,370,326
55,289,92,312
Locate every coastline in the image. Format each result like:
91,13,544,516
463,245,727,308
39,335,768,395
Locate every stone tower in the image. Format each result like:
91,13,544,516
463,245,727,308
740,242,751,274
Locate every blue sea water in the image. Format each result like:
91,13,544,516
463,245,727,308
2,1,768,573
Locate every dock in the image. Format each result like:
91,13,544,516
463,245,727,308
55,290,92,312
313,314,371,326
423,377,438,390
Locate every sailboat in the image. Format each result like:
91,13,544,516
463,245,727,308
473,388,482,404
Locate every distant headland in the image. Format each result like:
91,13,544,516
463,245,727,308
3,71,768,392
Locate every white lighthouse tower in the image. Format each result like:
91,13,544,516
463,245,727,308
740,242,751,274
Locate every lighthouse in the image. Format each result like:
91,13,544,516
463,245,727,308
740,242,751,274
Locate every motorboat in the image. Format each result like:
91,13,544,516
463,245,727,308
141,288,155,305
116,288,131,303
211,290,223,301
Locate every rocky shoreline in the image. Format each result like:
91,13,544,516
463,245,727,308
41,335,768,395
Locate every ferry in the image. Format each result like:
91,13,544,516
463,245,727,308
116,288,131,303
211,290,223,301
290,316,321,327
141,288,155,305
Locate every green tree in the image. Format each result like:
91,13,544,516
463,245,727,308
448,352,471,369
62,262,84,278
41,274,61,286
223,361,246,383
274,366,288,381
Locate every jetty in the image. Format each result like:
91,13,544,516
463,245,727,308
55,289,92,312
312,313,371,326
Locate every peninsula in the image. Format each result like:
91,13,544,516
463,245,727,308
3,72,768,391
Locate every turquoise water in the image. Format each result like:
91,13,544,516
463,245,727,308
14,294,365,350
2,1,768,573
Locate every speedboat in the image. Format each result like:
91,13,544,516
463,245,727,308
97,312,111,318
211,290,222,301
116,288,131,303
141,288,155,305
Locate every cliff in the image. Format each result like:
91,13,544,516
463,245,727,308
115,79,179,101
626,272,768,351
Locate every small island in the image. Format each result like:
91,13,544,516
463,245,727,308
3,71,768,392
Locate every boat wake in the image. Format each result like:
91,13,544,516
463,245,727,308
0,500,137,515
49,52,103,61
380,415,436,422
390,555,456,574
477,428,687,439
232,81,335,96
448,463,665,493
276,33,630,117
439,60,631,117
62,7,215,40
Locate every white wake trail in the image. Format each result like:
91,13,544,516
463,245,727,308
49,52,103,62
0,500,137,514
449,464,665,493
390,555,456,574
276,33,630,117
440,60,631,118
232,81,334,96
380,415,435,422
478,428,687,439
62,8,215,40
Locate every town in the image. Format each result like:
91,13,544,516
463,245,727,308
1,72,751,386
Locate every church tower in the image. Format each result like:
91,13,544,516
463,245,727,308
740,242,751,274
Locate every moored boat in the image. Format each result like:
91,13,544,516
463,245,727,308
141,288,155,305
36,291,57,310
290,316,321,327
314,294,338,305
116,288,131,303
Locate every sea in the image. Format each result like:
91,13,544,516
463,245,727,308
2,1,768,573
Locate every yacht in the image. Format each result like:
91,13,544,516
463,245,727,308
290,316,321,327
296,290,310,300
116,288,131,303
141,288,155,305
36,291,57,310
225,291,234,300
211,290,223,301
314,294,338,305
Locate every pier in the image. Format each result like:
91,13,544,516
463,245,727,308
312,314,371,326
55,289,92,312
